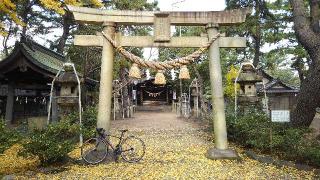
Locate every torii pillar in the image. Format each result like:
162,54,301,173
206,23,237,158
96,22,115,131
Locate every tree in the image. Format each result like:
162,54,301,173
290,0,320,126
0,0,27,56
38,0,103,53
225,0,307,88
0,0,103,56
224,65,239,99
225,0,276,67
0,0,24,36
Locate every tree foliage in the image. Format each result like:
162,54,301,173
225,0,305,86
224,65,239,99
0,0,103,55
0,0,25,36
39,0,103,15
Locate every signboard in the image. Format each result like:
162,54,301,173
271,110,290,122
154,13,170,42
173,91,176,100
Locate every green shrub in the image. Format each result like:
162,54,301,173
20,121,79,165
295,140,320,166
63,106,97,139
226,110,273,150
82,106,98,128
0,119,21,153
226,109,320,167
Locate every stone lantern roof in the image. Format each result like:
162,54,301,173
55,64,79,85
237,63,263,83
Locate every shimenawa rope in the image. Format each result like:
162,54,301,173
101,31,220,70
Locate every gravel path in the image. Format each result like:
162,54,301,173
111,110,200,131
12,108,317,179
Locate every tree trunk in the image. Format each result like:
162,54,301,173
21,0,33,36
3,22,12,56
81,48,89,108
291,53,320,126
192,65,207,114
120,67,130,118
290,0,320,126
253,1,261,67
57,13,72,54
292,57,305,85
310,0,320,33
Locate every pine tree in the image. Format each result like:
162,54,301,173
290,0,320,126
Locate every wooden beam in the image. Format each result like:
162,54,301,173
14,84,50,90
68,6,251,26
74,34,246,48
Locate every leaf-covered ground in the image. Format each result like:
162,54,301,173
1,111,318,179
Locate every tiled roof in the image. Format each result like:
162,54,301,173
257,79,299,94
20,38,65,74
0,37,65,75
255,69,299,94
0,38,99,86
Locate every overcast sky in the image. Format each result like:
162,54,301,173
0,0,226,53
154,0,226,11
144,0,226,61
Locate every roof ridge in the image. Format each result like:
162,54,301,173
21,36,65,62
257,68,275,80
258,68,299,89
267,79,299,90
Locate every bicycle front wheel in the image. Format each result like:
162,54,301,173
82,138,108,164
121,136,145,163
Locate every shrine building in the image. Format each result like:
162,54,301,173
0,37,96,127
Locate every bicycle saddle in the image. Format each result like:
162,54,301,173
119,129,128,132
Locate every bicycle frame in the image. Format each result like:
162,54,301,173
98,131,127,152
82,129,145,164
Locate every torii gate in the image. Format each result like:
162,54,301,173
68,6,251,159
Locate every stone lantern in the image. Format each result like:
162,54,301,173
55,63,81,117
189,78,200,117
236,62,262,109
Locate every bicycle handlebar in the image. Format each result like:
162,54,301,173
96,128,128,136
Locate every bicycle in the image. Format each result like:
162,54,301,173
81,128,145,164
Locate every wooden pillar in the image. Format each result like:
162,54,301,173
51,89,58,122
206,23,237,159
166,86,169,104
97,22,115,132
194,96,199,118
140,88,143,106
5,83,14,126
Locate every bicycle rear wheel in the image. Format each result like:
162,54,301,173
82,138,108,164
121,136,145,163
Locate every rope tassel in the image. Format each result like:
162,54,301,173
154,70,166,85
179,65,190,79
129,63,141,79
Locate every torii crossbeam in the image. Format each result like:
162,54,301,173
68,5,251,159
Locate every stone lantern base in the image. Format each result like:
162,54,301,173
206,148,239,160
